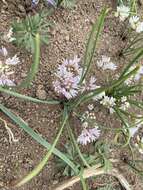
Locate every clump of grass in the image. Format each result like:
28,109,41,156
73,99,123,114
12,11,51,52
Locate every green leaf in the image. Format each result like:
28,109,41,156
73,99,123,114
72,66,139,109
118,108,143,119
0,104,79,175
128,99,143,110
12,11,51,52
80,8,109,83
15,106,68,187
114,107,129,128
110,66,139,89
19,33,40,88
71,86,106,109
0,87,60,105
120,49,143,78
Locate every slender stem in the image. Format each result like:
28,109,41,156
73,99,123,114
79,169,89,190
18,33,40,88
67,122,91,168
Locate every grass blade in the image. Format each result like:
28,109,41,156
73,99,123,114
114,107,129,128
0,104,79,175
0,87,60,104
80,8,109,83
71,86,106,109
72,66,139,109
120,49,143,78
19,33,40,88
128,99,143,109
15,106,68,187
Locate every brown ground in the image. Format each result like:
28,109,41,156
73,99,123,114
0,0,143,190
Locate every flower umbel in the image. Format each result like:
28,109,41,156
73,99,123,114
115,5,130,21
77,127,100,145
129,16,143,33
0,47,20,86
129,16,140,30
120,96,130,111
53,56,82,99
100,95,116,113
97,56,117,71
53,55,102,99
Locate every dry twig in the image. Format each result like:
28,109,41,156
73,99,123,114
53,165,132,190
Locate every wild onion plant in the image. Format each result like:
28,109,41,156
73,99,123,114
1,7,143,190
12,11,51,52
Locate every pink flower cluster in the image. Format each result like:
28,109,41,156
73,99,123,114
77,126,100,146
53,56,99,99
53,56,81,99
0,47,20,86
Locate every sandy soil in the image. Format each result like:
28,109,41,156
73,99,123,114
0,0,143,190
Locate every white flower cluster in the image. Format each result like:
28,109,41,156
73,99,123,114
100,95,116,114
97,56,117,71
120,96,130,111
115,5,143,33
94,94,129,113
0,47,20,86
129,16,143,33
115,5,130,21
